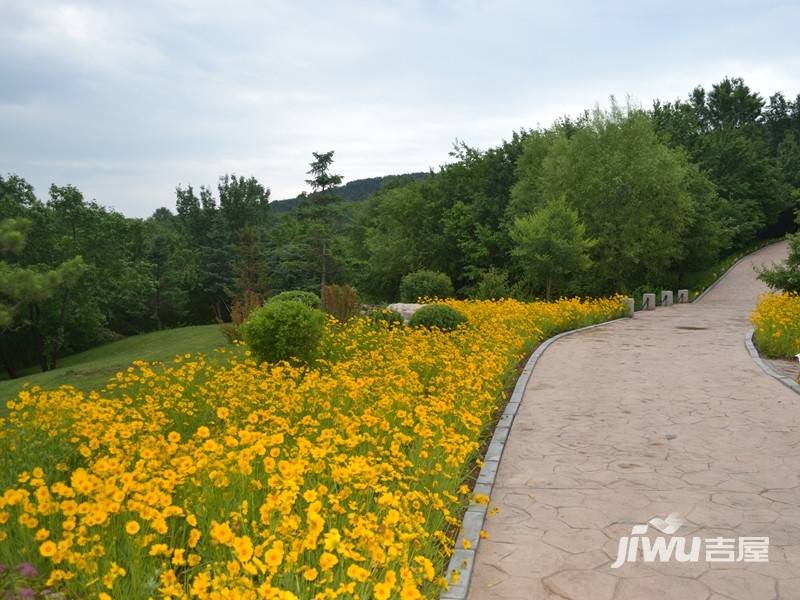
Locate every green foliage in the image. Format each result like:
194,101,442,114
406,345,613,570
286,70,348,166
367,308,404,328
409,305,467,332
232,225,269,298
510,197,594,299
759,233,800,292
0,216,88,374
472,268,511,300
241,301,326,365
536,105,703,294
267,290,322,309
399,270,454,302
305,151,343,193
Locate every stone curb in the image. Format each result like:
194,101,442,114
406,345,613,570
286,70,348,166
745,328,800,395
439,316,627,599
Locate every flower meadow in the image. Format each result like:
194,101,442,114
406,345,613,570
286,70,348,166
751,292,800,358
0,297,626,599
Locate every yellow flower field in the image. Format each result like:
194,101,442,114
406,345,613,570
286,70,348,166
751,292,800,358
0,297,625,599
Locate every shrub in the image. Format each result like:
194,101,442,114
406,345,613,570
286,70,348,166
400,270,454,302
321,284,360,322
267,290,321,309
472,268,511,300
241,300,326,364
409,305,467,332
368,308,405,328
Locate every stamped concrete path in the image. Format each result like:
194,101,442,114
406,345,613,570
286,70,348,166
469,242,800,600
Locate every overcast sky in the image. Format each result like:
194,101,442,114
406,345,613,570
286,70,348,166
2,0,799,217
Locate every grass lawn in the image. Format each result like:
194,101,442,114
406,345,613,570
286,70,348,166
0,324,229,403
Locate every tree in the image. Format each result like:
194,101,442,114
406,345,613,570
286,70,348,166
300,151,346,290
758,232,800,292
232,224,269,298
200,213,234,321
510,197,594,300
217,174,270,233
146,227,187,330
0,218,86,376
537,104,696,293
305,151,343,193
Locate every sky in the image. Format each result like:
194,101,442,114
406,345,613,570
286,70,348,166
2,0,799,218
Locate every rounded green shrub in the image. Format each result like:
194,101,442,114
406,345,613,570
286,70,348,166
472,268,511,300
267,290,322,309
408,305,467,332
399,270,454,302
368,308,404,328
241,300,326,364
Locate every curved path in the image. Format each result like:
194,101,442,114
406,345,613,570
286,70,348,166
469,242,800,600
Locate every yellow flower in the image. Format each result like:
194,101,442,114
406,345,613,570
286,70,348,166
216,407,230,420
188,528,202,548
346,563,370,582
303,568,318,581
319,552,338,571
125,520,141,535
39,540,57,558
265,541,284,569
210,521,235,546
233,535,254,562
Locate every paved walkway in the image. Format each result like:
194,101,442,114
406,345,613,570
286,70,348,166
470,242,800,600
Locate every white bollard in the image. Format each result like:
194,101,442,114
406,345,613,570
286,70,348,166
677,289,689,303
661,290,674,306
642,293,656,311
624,297,635,318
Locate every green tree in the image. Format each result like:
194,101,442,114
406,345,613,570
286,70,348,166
758,232,800,292
232,224,269,298
217,174,270,233
0,218,86,376
305,151,343,192
510,197,594,300
537,104,695,293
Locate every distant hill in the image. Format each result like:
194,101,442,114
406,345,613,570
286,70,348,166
270,172,429,213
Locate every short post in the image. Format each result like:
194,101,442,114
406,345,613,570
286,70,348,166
677,289,689,303
661,290,674,306
642,293,656,311
624,297,635,318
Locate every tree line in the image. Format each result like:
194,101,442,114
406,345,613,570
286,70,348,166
2,77,799,378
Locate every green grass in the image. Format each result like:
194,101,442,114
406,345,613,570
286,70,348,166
0,324,229,403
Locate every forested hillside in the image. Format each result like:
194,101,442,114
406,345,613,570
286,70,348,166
2,77,799,378
270,172,429,212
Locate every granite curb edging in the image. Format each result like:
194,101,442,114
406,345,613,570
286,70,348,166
439,316,627,600
745,328,800,395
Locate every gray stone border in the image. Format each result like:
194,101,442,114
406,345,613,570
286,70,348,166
745,328,800,395
440,317,626,599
